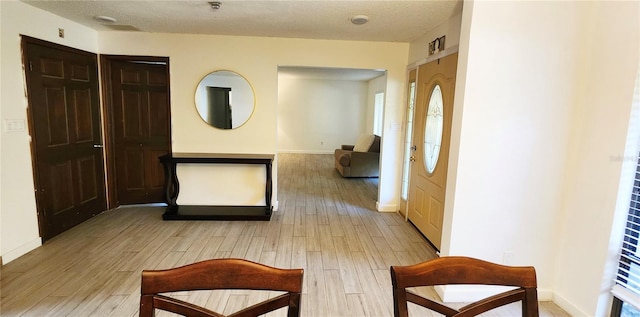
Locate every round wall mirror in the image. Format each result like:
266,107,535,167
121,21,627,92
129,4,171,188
424,84,444,174
195,70,255,129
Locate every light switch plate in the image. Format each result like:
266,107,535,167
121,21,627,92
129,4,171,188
4,119,26,132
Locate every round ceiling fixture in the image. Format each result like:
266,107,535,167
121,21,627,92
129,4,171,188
94,15,117,23
350,15,369,25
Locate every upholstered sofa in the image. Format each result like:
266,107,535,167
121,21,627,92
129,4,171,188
334,134,381,178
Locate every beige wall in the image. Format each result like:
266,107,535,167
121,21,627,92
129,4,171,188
0,1,99,262
9,2,638,315
0,2,410,262
408,12,462,66
98,32,409,211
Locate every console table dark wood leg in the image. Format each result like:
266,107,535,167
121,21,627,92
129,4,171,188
266,161,273,215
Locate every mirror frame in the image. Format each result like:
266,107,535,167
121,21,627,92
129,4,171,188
195,70,255,130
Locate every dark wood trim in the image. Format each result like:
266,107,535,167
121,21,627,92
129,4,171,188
21,35,96,56
99,55,171,209
99,55,116,209
21,36,46,239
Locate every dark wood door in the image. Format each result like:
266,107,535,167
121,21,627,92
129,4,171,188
23,37,107,240
207,86,232,128
109,59,171,205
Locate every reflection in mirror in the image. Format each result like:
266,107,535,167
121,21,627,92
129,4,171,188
195,70,255,129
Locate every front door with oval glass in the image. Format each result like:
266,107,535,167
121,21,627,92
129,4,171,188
407,53,458,251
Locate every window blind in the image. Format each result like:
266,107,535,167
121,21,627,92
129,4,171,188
613,155,640,311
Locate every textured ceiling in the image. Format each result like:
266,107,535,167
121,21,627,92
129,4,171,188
22,0,463,43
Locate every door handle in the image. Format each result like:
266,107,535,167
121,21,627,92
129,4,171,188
410,145,417,151
93,144,104,148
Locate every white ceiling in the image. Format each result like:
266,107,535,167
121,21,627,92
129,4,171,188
22,0,463,43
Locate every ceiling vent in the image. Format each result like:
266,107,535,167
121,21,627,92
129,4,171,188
104,25,141,31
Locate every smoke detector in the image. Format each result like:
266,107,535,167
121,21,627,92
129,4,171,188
350,15,369,25
209,2,222,10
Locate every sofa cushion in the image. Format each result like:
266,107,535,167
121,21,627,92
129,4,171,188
338,153,351,167
368,135,381,153
353,134,376,152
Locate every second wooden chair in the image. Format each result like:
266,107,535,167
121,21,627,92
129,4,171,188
390,256,538,317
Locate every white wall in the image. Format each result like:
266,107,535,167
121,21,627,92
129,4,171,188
0,1,99,263
554,2,640,315
277,77,369,153
430,0,639,315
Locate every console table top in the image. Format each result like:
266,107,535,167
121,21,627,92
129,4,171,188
163,153,274,160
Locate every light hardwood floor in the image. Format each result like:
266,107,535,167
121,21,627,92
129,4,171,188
1,153,569,316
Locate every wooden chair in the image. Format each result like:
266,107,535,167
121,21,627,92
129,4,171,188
139,258,304,317
390,256,539,317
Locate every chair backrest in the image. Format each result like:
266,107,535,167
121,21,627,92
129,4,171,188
390,256,538,317
139,258,304,317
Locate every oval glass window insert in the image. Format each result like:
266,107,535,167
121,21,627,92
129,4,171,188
424,84,444,174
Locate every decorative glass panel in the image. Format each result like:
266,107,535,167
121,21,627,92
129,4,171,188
424,84,443,174
402,82,416,200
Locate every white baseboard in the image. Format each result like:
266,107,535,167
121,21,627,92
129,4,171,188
273,200,279,211
376,202,397,212
277,150,334,154
2,237,42,264
552,291,590,316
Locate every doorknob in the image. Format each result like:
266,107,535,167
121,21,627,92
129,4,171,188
410,145,417,151
93,144,104,148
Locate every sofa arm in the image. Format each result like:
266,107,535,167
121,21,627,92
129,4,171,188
334,149,351,167
341,145,355,151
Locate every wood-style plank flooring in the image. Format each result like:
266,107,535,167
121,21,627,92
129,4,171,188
1,153,569,316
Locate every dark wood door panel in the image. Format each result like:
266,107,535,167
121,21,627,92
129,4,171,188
123,148,145,190
48,162,75,213
70,88,94,143
23,37,106,240
121,91,144,139
107,58,171,205
77,156,100,203
146,149,168,190
148,91,170,138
